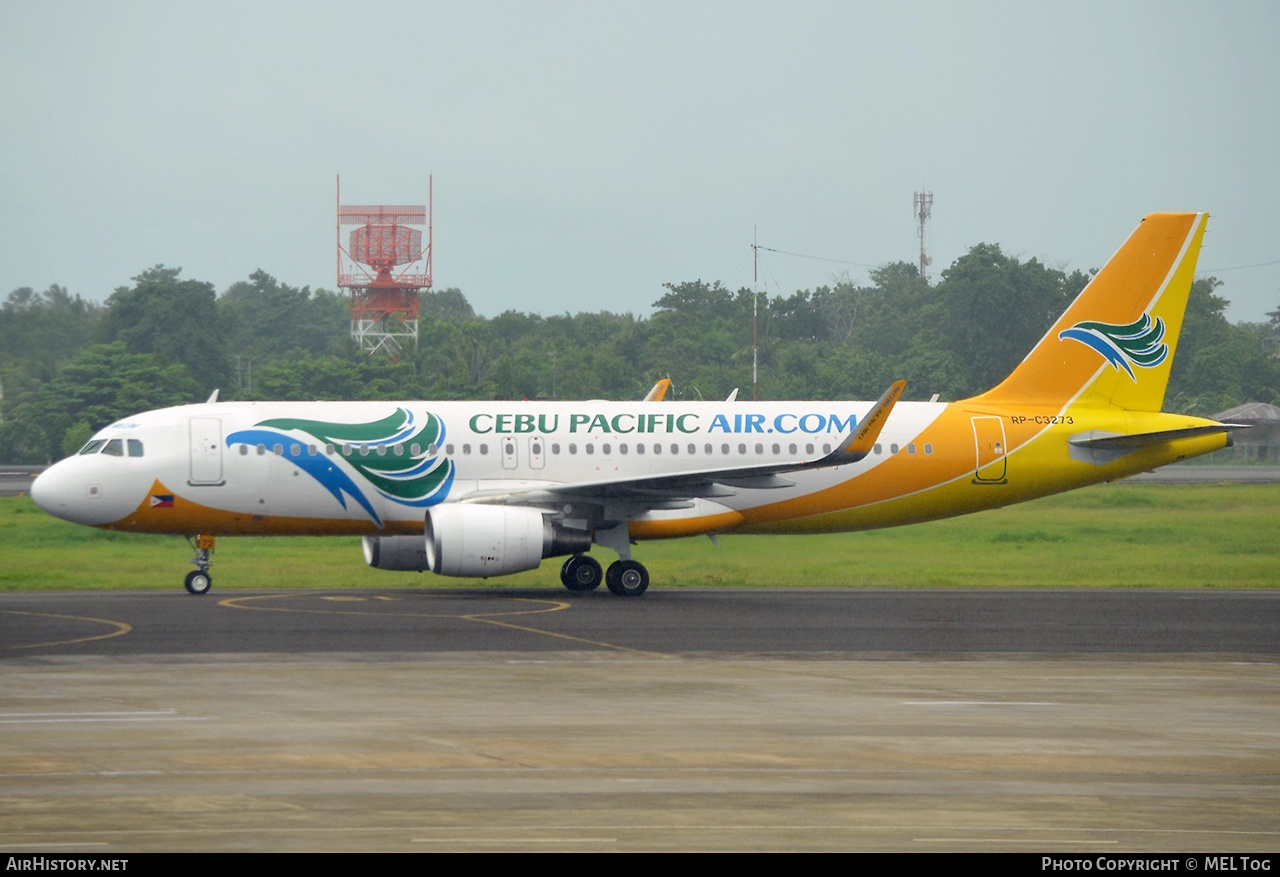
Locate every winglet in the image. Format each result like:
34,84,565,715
816,380,906,466
643,378,672,402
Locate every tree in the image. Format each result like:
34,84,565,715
218,270,350,376
0,342,201,463
936,245,1078,394
99,266,229,392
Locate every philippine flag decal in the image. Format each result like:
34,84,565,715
149,494,175,509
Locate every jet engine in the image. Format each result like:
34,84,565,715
363,504,591,577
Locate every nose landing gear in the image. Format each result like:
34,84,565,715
184,534,215,595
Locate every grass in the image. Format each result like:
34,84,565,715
2,483,1277,591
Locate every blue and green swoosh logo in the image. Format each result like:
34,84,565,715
1058,314,1168,380
227,408,454,526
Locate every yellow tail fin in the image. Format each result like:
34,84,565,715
975,213,1208,412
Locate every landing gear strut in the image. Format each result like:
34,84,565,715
591,523,650,596
184,534,215,595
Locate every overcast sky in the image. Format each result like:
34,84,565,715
2,0,1277,323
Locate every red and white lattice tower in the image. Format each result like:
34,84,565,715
336,176,433,358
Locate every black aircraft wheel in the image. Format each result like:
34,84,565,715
184,570,212,596
605,560,649,597
561,555,603,592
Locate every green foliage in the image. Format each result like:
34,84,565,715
1,245,1273,464
99,266,230,392
218,270,350,373
252,349,417,401
0,342,200,462
1167,278,1280,414
938,245,1080,391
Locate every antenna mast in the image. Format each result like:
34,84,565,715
914,190,933,281
752,227,759,401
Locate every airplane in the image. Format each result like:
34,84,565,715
30,213,1239,597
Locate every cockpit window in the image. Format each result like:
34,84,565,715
127,439,144,457
78,440,106,455
101,439,124,456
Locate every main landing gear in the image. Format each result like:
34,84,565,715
184,534,215,595
558,554,649,597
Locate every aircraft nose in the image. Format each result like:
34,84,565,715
30,462,73,520
29,459,129,526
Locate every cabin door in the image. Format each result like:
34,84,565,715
970,416,1008,484
189,417,225,485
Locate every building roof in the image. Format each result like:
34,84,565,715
1213,402,1280,425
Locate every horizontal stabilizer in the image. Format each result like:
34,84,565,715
1069,423,1246,464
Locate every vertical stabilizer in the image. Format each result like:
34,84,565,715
974,213,1208,412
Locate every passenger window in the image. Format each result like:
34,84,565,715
636,444,645,455
273,444,284,456
620,444,628,454
653,444,661,455
479,444,489,455
721,444,729,455
290,443,301,456
602,443,611,455
239,445,249,456
585,444,594,455
890,443,899,454
908,443,917,455
257,444,266,455
755,443,763,455
551,443,561,454
924,443,933,455
463,444,472,455
874,443,882,455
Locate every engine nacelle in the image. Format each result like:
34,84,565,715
363,505,591,578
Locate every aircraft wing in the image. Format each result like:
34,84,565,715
462,381,906,509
